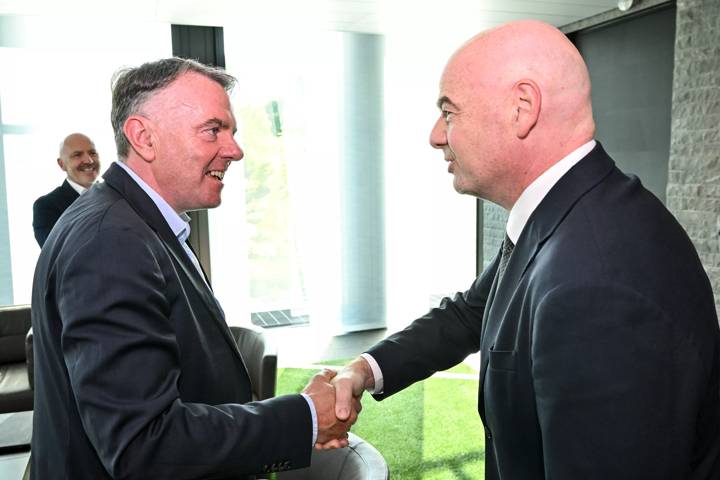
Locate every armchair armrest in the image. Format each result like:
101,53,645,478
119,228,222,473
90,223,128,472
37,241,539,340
229,326,277,401
0,305,33,413
25,328,34,391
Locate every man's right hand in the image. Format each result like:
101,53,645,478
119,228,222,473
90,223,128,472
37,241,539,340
302,369,359,448
315,357,375,450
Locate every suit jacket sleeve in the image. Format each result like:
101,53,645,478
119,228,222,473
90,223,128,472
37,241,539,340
367,254,500,399
532,282,716,479
32,196,57,248
57,223,312,479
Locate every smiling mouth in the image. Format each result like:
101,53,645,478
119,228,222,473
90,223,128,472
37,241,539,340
207,162,231,181
207,170,225,181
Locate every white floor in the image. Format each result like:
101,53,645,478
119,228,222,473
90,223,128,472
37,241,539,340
263,324,481,374
263,325,390,368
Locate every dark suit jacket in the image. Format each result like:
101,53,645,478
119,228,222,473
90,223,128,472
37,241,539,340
32,180,80,247
31,163,312,480
368,143,720,479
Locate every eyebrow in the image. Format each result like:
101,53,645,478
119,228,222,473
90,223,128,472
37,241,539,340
200,117,238,135
436,95,460,110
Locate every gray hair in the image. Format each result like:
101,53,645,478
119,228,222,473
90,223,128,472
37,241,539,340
110,57,237,159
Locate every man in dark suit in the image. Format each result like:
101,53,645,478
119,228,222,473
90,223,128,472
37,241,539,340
32,132,101,247
31,58,355,480
330,20,720,479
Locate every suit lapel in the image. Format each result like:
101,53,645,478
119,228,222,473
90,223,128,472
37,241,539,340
59,180,80,208
102,163,247,368
477,143,617,421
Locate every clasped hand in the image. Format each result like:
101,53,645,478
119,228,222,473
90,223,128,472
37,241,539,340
301,358,372,450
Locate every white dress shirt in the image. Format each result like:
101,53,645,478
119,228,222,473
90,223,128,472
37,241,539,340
66,177,90,195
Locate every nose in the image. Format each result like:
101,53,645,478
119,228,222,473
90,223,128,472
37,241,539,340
224,136,244,162
429,116,447,150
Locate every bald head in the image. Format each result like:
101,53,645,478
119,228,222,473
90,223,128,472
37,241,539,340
57,133,100,188
430,20,595,208
457,20,593,133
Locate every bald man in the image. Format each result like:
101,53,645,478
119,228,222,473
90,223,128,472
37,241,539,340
331,20,720,479
32,133,101,247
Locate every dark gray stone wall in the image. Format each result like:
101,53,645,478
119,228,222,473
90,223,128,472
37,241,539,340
667,0,720,313
482,202,508,270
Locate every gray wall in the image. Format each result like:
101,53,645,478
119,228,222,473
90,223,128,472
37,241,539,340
482,6,677,270
571,5,675,204
482,203,508,270
483,1,720,319
667,0,720,312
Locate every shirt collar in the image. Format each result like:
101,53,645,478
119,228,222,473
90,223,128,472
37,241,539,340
506,140,596,244
115,161,192,242
66,177,89,195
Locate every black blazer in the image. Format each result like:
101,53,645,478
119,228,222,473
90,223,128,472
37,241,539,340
368,143,720,479
32,180,79,247
31,163,312,480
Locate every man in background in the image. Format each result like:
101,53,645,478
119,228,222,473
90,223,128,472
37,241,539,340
32,132,100,247
331,20,720,480
31,58,355,480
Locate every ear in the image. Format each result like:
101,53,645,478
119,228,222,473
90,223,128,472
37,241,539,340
56,157,67,172
512,79,541,139
123,115,156,162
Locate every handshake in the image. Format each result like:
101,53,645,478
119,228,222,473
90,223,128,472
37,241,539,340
301,357,375,450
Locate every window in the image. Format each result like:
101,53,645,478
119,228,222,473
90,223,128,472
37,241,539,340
0,15,171,306
211,26,476,333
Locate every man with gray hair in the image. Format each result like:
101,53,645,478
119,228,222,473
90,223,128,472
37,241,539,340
32,132,100,247
31,57,355,480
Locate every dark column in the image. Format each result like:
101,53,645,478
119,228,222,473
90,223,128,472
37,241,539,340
171,24,226,283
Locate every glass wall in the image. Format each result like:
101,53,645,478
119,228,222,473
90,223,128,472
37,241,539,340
0,13,477,336
214,29,381,333
213,23,476,333
0,15,171,305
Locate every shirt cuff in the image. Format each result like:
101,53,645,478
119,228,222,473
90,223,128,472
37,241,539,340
360,353,384,395
300,393,318,445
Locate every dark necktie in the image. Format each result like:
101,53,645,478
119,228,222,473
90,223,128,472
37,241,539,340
497,234,515,283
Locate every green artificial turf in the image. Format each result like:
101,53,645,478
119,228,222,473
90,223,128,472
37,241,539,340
277,363,485,479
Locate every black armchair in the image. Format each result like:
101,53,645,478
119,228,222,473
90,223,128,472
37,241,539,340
0,305,33,414
229,326,389,479
229,326,277,401
23,324,275,402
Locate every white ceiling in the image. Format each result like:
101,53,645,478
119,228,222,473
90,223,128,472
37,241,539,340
0,0,621,34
